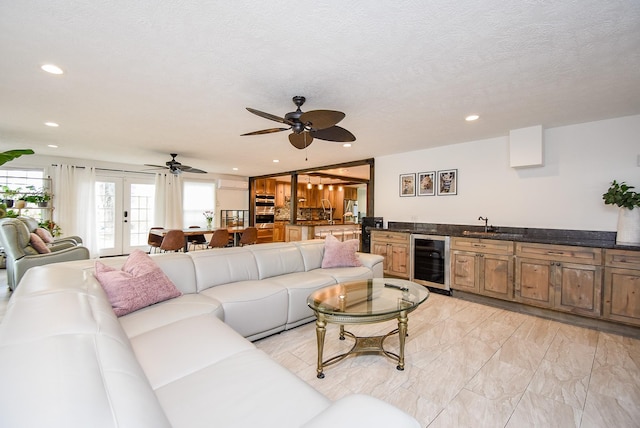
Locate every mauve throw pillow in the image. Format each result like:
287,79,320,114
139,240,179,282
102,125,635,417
30,233,51,254
95,250,182,316
35,227,55,244
321,234,363,268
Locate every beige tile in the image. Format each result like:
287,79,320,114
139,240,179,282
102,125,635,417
429,388,514,428
527,359,590,410
495,336,547,372
506,390,581,428
581,389,640,428
466,352,533,405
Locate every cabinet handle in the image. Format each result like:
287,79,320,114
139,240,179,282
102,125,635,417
546,251,565,255
472,244,486,248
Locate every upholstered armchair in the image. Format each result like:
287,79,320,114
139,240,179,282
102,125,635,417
17,216,83,245
0,218,90,290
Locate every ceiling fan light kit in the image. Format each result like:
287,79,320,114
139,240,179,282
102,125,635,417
241,96,356,150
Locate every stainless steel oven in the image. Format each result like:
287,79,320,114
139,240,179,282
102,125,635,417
410,234,451,294
255,195,275,224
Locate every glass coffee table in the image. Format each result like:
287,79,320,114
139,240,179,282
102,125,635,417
307,278,429,378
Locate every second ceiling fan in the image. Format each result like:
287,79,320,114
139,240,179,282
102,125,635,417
241,96,356,149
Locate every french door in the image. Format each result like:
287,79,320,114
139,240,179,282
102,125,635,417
95,176,155,257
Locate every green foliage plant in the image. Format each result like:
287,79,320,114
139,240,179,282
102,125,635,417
603,180,640,210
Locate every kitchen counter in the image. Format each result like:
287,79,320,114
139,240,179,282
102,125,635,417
285,222,361,243
382,221,640,251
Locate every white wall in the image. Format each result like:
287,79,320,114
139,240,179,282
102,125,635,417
375,114,640,231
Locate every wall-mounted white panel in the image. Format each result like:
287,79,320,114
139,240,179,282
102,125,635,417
509,125,544,168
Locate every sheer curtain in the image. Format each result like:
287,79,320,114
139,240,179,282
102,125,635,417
154,173,183,229
53,165,98,257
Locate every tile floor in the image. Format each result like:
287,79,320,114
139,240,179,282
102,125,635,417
1,269,639,427
255,292,640,427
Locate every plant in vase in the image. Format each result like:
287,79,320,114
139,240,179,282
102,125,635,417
603,180,640,245
203,210,215,230
1,186,19,208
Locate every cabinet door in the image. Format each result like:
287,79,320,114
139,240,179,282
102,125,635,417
603,267,640,326
265,179,276,195
554,262,602,316
451,251,478,293
371,241,390,272
479,253,513,300
515,257,554,308
389,243,409,278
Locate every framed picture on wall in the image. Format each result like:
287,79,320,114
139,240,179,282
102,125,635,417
437,169,457,195
399,173,416,197
417,171,435,196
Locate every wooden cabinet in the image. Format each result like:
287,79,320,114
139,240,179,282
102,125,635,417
343,187,358,200
603,248,640,326
254,178,276,195
450,237,514,300
285,225,308,242
275,182,290,207
273,221,285,242
515,243,602,317
370,231,410,278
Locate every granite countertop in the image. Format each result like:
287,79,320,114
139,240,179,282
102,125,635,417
374,222,640,251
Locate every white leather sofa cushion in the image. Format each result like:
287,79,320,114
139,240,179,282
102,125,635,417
129,313,255,389
301,394,421,428
190,247,259,291
155,348,331,428
120,293,224,338
294,239,325,270
248,242,306,279
201,280,288,340
267,271,337,328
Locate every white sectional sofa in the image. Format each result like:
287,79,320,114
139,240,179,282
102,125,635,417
0,240,420,428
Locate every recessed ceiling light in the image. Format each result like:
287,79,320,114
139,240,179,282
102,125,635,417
47,144,58,148
232,167,238,171
44,122,59,127
343,143,351,148
465,114,479,121
273,159,279,163
41,64,64,75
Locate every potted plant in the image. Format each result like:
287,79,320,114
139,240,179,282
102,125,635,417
603,180,640,245
23,185,51,207
1,185,19,208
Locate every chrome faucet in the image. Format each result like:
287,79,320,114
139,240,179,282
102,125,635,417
321,199,333,225
478,216,488,232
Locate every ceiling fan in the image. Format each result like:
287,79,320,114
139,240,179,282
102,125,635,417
241,96,356,149
145,153,207,175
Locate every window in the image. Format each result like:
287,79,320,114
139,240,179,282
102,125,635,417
0,169,47,221
183,181,215,227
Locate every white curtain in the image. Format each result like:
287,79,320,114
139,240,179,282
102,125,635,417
53,165,98,257
154,173,183,228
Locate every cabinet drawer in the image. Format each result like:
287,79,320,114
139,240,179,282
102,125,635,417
451,237,514,255
370,231,409,243
604,248,640,269
516,242,602,264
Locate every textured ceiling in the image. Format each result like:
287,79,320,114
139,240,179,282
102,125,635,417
1,1,639,177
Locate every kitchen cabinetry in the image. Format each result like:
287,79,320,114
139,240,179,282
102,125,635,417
370,230,410,278
603,248,640,326
273,221,286,242
450,237,514,300
515,242,602,317
275,182,290,207
254,178,276,195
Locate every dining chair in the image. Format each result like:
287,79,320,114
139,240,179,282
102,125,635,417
208,229,231,248
188,225,207,251
160,229,185,252
147,227,164,253
238,227,258,246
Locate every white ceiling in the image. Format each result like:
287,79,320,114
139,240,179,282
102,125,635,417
1,1,639,178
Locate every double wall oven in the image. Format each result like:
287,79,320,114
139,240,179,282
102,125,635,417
255,195,275,240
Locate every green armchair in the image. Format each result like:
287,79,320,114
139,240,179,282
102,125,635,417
0,218,90,290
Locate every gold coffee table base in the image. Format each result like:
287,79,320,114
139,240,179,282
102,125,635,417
314,310,408,379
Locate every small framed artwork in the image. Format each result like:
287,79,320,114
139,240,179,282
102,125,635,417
399,173,416,197
417,171,435,196
437,169,458,195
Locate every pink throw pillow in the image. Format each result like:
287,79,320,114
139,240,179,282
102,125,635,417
35,227,55,244
30,233,51,254
321,234,363,268
95,250,182,316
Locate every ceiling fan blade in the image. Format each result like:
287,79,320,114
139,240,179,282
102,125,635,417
289,132,314,149
144,164,169,169
179,166,207,174
246,108,294,125
300,110,345,130
241,127,290,136
311,126,356,142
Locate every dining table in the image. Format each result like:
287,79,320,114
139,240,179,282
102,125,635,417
150,226,247,252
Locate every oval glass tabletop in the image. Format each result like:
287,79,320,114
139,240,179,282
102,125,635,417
307,278,429,318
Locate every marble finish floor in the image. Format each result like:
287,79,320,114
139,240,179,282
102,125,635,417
255,292,640,427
